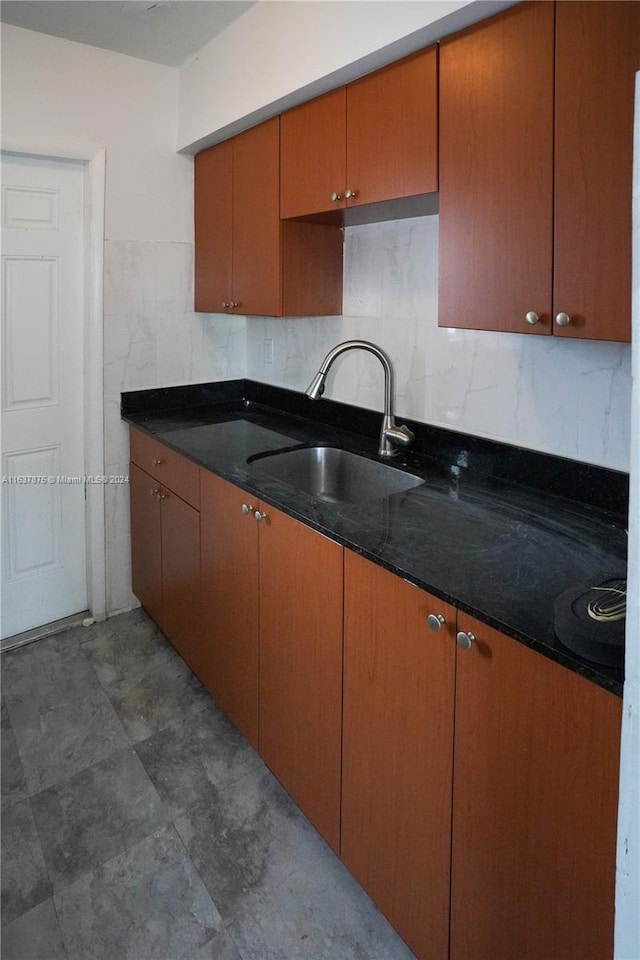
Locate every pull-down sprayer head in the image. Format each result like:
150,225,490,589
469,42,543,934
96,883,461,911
304,340,414,458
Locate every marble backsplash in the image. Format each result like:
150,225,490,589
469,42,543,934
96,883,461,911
103,238,245,613
247,216,631,475
105,218,631,614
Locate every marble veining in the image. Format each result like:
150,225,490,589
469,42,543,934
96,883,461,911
247,216,631,473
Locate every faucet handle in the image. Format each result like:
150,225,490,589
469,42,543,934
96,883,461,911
384,423,414,447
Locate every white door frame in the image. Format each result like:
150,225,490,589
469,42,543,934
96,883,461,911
2,140,106,623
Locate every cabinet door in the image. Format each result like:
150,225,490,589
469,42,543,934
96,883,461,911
160,486,202,678
258,504,343,852
232,117,282,317
451,614,622,960
346,47,438,207
194,138,233,313
342,553,455,960
200,470,259,748
553,1,639,342
439,2,554,334
280,87,346,219
130,462,163,628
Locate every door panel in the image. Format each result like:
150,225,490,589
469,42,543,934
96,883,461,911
346,47,438,206
553,0,639,341
451,614,622,960
439,2,554,334
194,139,233,313
280,88,346,218
232,118,281,316
160,487,202,676
258,505,343,851
342,552,454,960
1,154,87,638
129,462,163,628
199,470,259,748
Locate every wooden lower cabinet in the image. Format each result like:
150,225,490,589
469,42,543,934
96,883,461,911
258,505,343,853
342,552,456,960
159,487,201,677
130,444,623,959
199,470,343,851
130,462,163,627
129,455,202,673
451,613,622,960
199,470,259,749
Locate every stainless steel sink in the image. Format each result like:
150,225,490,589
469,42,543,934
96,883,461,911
249,446,423,504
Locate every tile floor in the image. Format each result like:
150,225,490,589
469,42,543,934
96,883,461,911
1,609,418,960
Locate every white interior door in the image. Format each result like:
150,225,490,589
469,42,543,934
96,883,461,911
1,154,87,638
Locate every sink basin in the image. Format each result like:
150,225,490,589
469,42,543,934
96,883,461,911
249,446,423,504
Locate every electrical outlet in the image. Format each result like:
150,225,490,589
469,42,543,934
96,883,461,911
263,338,274,365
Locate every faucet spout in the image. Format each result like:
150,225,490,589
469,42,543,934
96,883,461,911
305,340,414,458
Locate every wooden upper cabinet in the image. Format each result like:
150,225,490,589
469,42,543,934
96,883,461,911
342,552,455,960
196,116,343,316
451,613,622,960
232,119,282,316
440,0,636,342
439,1,555,335
280,88,347,219
346,46,438,207
280,47,438,219
194,118,281,317
194,138,233,314
553,0,639,341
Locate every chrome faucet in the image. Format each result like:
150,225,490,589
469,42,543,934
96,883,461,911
305,340,414,458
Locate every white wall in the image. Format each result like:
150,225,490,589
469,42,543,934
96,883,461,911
1,24,191,243
1,24,245,615
248,216,631,471
177,0,514,152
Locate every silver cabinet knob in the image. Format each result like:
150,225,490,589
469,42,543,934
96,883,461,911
157,491,167,501
330,192,342,202
254,510,267,523
149,487,159,499
241,503,254,515
456,631,475,650
221,301,230,309
427,613,445,632
345,188,357,200
555,312,572,328
525,311,540,326
152,458,163,466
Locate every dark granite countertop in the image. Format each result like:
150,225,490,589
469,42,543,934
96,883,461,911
122,380,628,697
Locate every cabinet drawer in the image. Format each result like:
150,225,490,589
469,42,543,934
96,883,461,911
130,428,200,509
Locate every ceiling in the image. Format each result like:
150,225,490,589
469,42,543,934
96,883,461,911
0,1,256,68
